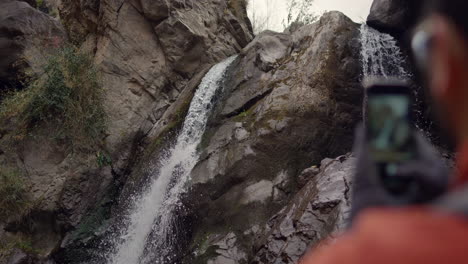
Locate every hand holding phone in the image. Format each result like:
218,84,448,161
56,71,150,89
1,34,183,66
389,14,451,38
349,79,450,224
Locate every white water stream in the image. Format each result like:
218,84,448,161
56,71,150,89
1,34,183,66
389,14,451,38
360,24,410,78
359,24,417,122
107,55,237,264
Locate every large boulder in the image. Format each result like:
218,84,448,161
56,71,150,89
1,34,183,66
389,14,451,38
0,0,66,93
182,11,363,263
367,0,422,37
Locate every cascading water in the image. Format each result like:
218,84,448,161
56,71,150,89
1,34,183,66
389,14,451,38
106,55,237,264
359,24,421,120
360,24,410,78
360,24,432,137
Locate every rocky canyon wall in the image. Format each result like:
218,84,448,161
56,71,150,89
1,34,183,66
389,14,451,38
0,0,253,262
0,0,426,263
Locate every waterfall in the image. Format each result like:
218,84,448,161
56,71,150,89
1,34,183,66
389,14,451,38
359,24,417,122
106,55,237,264
360,24,410,79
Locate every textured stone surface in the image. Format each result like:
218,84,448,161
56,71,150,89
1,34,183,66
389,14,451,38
252,155,354,264
184,12,363,263
0,0,66,91
366,0,422,37
0,0,253,262
190,155,355,264
58,0,253,176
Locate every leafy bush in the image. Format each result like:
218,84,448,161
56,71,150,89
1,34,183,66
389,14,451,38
0,46,106,151
0,168,30,218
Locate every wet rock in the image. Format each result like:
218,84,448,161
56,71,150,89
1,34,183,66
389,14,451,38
186,12,362,263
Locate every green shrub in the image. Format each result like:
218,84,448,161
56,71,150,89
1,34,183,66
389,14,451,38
96,151,112,167
0,168,30,218
0,46,106,151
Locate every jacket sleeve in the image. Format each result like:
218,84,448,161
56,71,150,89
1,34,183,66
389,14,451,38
299,233,361,264
298,207,468,264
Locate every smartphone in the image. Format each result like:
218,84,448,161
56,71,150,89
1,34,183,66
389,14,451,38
365,80,418,195
366,80,415,164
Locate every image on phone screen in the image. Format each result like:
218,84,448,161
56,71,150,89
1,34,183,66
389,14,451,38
367,94,414,163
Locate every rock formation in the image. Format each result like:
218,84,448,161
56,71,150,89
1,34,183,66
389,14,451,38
1,0,367,263
56,0,253,170
181,11,362,263
367,0,422,38
253,155,354,264
0,0,66,93
0,0,253,262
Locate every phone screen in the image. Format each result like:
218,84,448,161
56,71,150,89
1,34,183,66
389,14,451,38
367,90,414,163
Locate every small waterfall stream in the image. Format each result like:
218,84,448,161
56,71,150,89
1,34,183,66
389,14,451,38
360,24,433,139
106,55,237,264
360,24,410,78
359,24,422,123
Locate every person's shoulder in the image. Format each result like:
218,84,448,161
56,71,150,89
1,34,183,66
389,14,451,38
300,207,468,264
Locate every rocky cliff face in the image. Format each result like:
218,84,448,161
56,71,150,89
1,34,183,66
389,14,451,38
57,0,253,172
0,0,253,262
180,11,362,263
1,1,364,263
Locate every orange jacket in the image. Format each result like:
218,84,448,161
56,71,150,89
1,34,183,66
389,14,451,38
300,144,468,264
300,208,468,264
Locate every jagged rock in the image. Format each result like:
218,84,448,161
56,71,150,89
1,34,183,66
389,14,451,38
205,233,248,264
185,12,362,263
252,155,354,264
298,166,320,187
58,0,253,176
0,0,66,92
190,155,355,264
